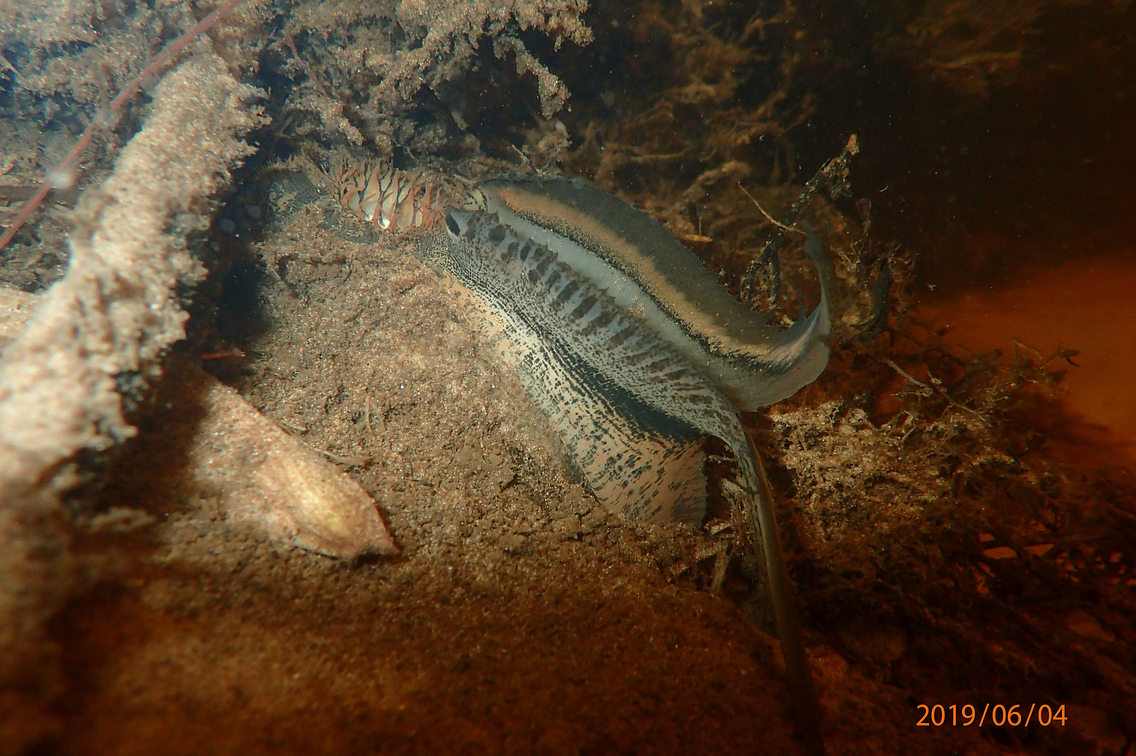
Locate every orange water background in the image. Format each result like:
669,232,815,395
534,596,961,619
919,253,1136,469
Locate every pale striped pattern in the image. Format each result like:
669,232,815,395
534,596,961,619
336,161,443,232
477,176,832,411
437,208,764,524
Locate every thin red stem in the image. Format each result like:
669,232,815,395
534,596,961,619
0,0,249,252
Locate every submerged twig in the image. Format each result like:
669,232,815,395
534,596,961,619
0,0,249,252
884,357,991,426
743,134,859,303
737,182,806,235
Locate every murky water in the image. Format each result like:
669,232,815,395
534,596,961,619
923,253,1136,468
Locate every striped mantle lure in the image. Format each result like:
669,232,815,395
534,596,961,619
336,160,445,232
338,167,830,753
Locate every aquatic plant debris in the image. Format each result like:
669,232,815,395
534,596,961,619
743,135,859,305
0,52,264,750
1,293,395,560
280,0,593,147
0,0,251,252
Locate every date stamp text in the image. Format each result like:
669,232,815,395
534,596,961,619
916,703,1067,728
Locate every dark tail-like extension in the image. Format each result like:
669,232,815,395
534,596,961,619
744,428,826,756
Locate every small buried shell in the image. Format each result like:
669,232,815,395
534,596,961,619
336,160,444,232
